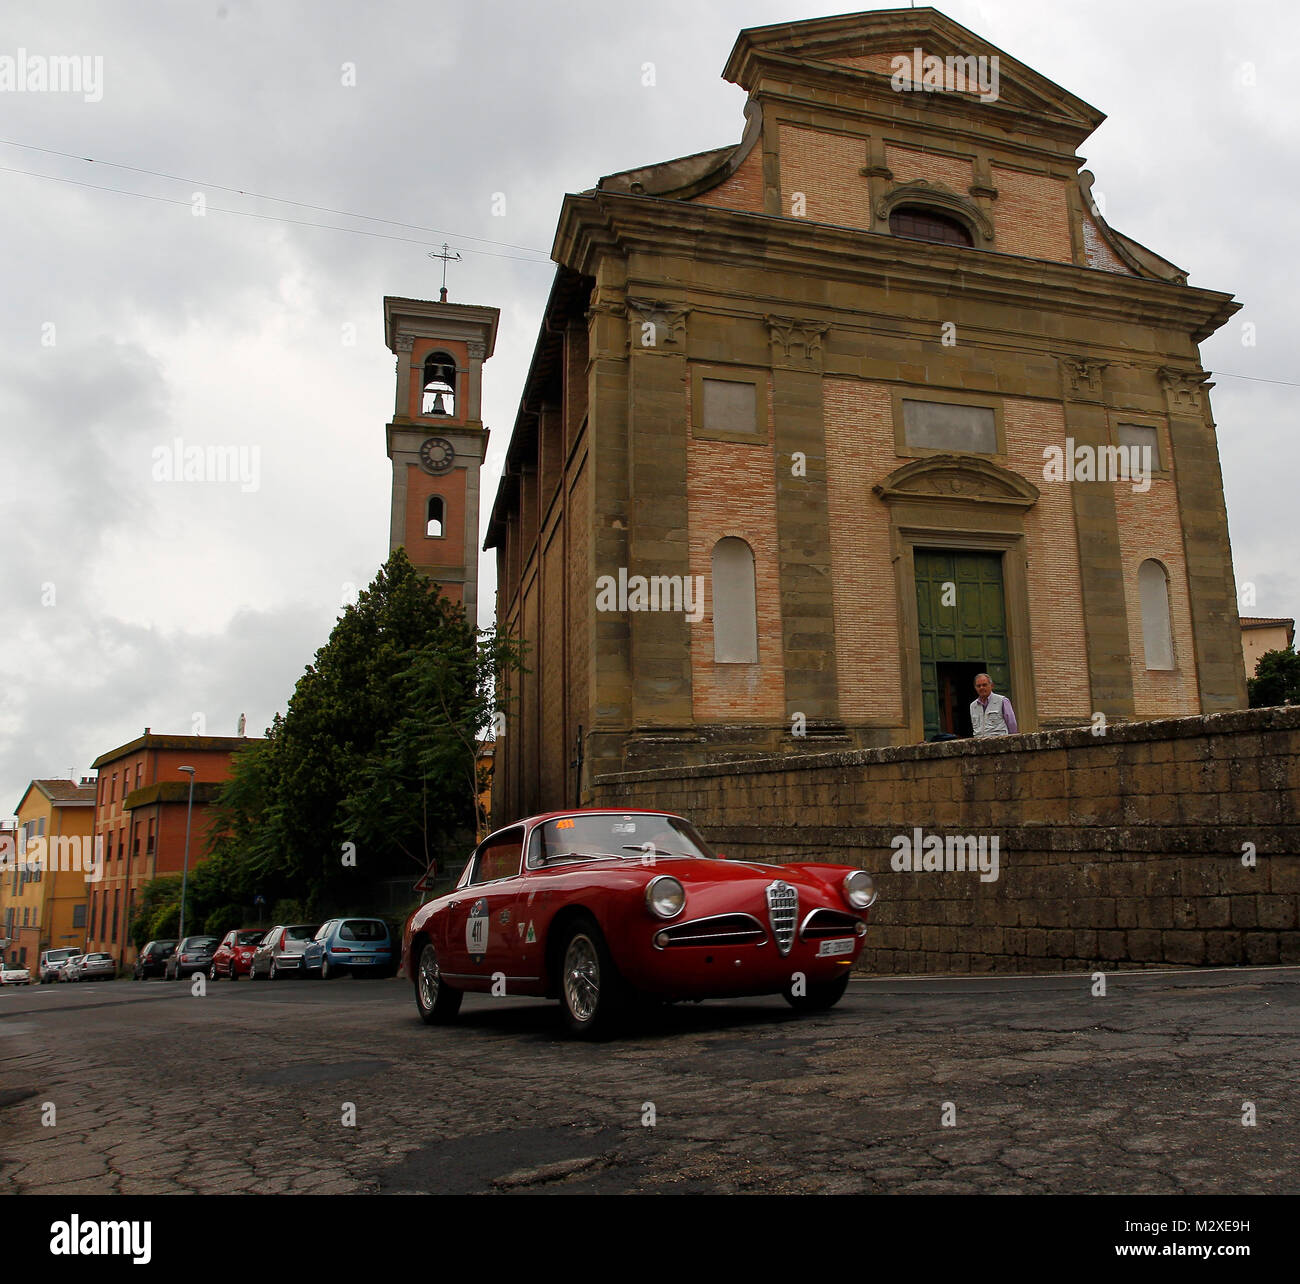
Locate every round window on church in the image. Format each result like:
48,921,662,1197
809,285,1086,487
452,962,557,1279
422,351,457,416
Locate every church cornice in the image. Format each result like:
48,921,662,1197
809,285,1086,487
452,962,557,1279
553,191,1239,345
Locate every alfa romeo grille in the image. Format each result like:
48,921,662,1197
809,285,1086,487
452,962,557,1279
766,880,799,956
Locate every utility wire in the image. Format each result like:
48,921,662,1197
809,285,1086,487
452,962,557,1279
0,150,553,263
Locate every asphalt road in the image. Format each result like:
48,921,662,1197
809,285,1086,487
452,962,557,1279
1,966,1296,1195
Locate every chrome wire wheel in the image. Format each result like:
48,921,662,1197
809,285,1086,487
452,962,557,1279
563,933,601,1025
415,939,462,1025
418,943,440,1011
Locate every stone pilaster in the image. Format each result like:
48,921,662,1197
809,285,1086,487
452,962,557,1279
1059,355,1135,717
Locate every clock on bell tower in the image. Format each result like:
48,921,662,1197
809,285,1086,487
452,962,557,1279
383,294,499,619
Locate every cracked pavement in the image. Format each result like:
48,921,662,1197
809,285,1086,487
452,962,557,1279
1,966,1295,1195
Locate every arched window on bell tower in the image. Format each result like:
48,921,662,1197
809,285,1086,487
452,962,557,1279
422,351,457,417
426,494,445,538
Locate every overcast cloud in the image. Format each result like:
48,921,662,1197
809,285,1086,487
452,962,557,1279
1,0,1295,814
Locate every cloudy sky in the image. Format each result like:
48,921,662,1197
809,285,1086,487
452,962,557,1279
1,0,1295,815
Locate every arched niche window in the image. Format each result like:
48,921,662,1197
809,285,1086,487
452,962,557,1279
888,205,974,247
426,494,445,538
1139,559,1174,670
711,537,758,663
421,351,457,417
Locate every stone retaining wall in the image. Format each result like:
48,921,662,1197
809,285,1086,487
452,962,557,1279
590,706,1300,973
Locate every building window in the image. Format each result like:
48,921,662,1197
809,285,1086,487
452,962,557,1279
1139,559,1175,670
147,820,155,855
421,351,457,417
426,495,445,538
99,893,108,940
702,378,757,435
889,205,974,247
902,398,998,454
711,537,759,664
111,890,120,944
72,903,87,928
1118,423,1161,472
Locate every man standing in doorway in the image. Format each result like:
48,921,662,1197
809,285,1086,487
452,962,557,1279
971,673,1019,737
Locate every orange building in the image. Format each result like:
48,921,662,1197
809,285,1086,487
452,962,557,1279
87,730,256,968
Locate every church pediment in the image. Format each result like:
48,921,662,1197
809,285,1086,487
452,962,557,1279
723,9,1105,138
873,455,1039,509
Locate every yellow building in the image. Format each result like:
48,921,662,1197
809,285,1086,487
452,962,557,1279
2,780,96,969
1240,616,1295,677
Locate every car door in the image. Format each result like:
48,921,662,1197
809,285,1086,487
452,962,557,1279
440,827,526,988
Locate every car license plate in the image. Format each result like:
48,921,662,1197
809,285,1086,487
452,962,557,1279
817,937,855,957
354,956,371,963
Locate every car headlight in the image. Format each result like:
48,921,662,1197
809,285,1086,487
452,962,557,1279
843,870,877,910
645,875,685,920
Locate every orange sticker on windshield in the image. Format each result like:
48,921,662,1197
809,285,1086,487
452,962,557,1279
556,818,575,830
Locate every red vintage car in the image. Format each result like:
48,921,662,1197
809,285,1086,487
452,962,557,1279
401,809,878,1036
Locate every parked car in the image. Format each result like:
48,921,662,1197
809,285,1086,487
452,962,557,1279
401,809,879,1037
250,924,321,979
301,918,395,980
39,947,81,983
69,952,116,982
209,928,269,980
57,955,86,982
133,940,177,980
0,965,32,986
165,936,219,980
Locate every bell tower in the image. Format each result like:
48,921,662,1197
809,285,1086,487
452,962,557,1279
383,295,499,618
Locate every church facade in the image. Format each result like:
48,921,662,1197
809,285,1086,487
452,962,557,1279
481,7,1246,820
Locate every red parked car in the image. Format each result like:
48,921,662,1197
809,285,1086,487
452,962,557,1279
209,928,269,980
401,809,879,1037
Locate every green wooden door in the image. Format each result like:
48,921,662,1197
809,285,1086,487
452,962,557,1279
914,550,1011,738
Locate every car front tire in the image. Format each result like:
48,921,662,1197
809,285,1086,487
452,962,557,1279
558,917,625,1038
782,971,850,1012
415,941,462,1025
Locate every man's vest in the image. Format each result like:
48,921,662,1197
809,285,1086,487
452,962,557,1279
971,691,1009,738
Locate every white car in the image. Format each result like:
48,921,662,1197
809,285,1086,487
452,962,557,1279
0,965,32,986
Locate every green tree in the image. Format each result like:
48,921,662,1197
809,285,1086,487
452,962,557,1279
204,547,524,911
1248,646,1300,707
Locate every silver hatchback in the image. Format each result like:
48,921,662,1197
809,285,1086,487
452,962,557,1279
250,924,321,979
71,952,116,981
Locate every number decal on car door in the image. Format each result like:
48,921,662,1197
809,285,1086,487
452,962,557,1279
465,898,489,964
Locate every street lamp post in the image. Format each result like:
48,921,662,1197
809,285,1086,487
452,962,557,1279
178,766,196,941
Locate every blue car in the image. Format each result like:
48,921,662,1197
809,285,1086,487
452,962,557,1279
301,918,395,980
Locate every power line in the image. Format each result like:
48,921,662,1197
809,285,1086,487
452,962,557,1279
1213,371,1300,389
0,152,554,263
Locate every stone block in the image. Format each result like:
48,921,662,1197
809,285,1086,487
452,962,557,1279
1256,895,1297,930
1162,931,1206,965
1243,932,1280,965
1126,928,1162,959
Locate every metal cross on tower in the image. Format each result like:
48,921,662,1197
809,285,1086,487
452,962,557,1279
427,243,462,302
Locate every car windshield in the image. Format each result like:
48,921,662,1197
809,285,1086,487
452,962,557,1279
340,921,386,941
284,925,319,941
530,814,716,865
234,931,264,945
184,937,217,949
